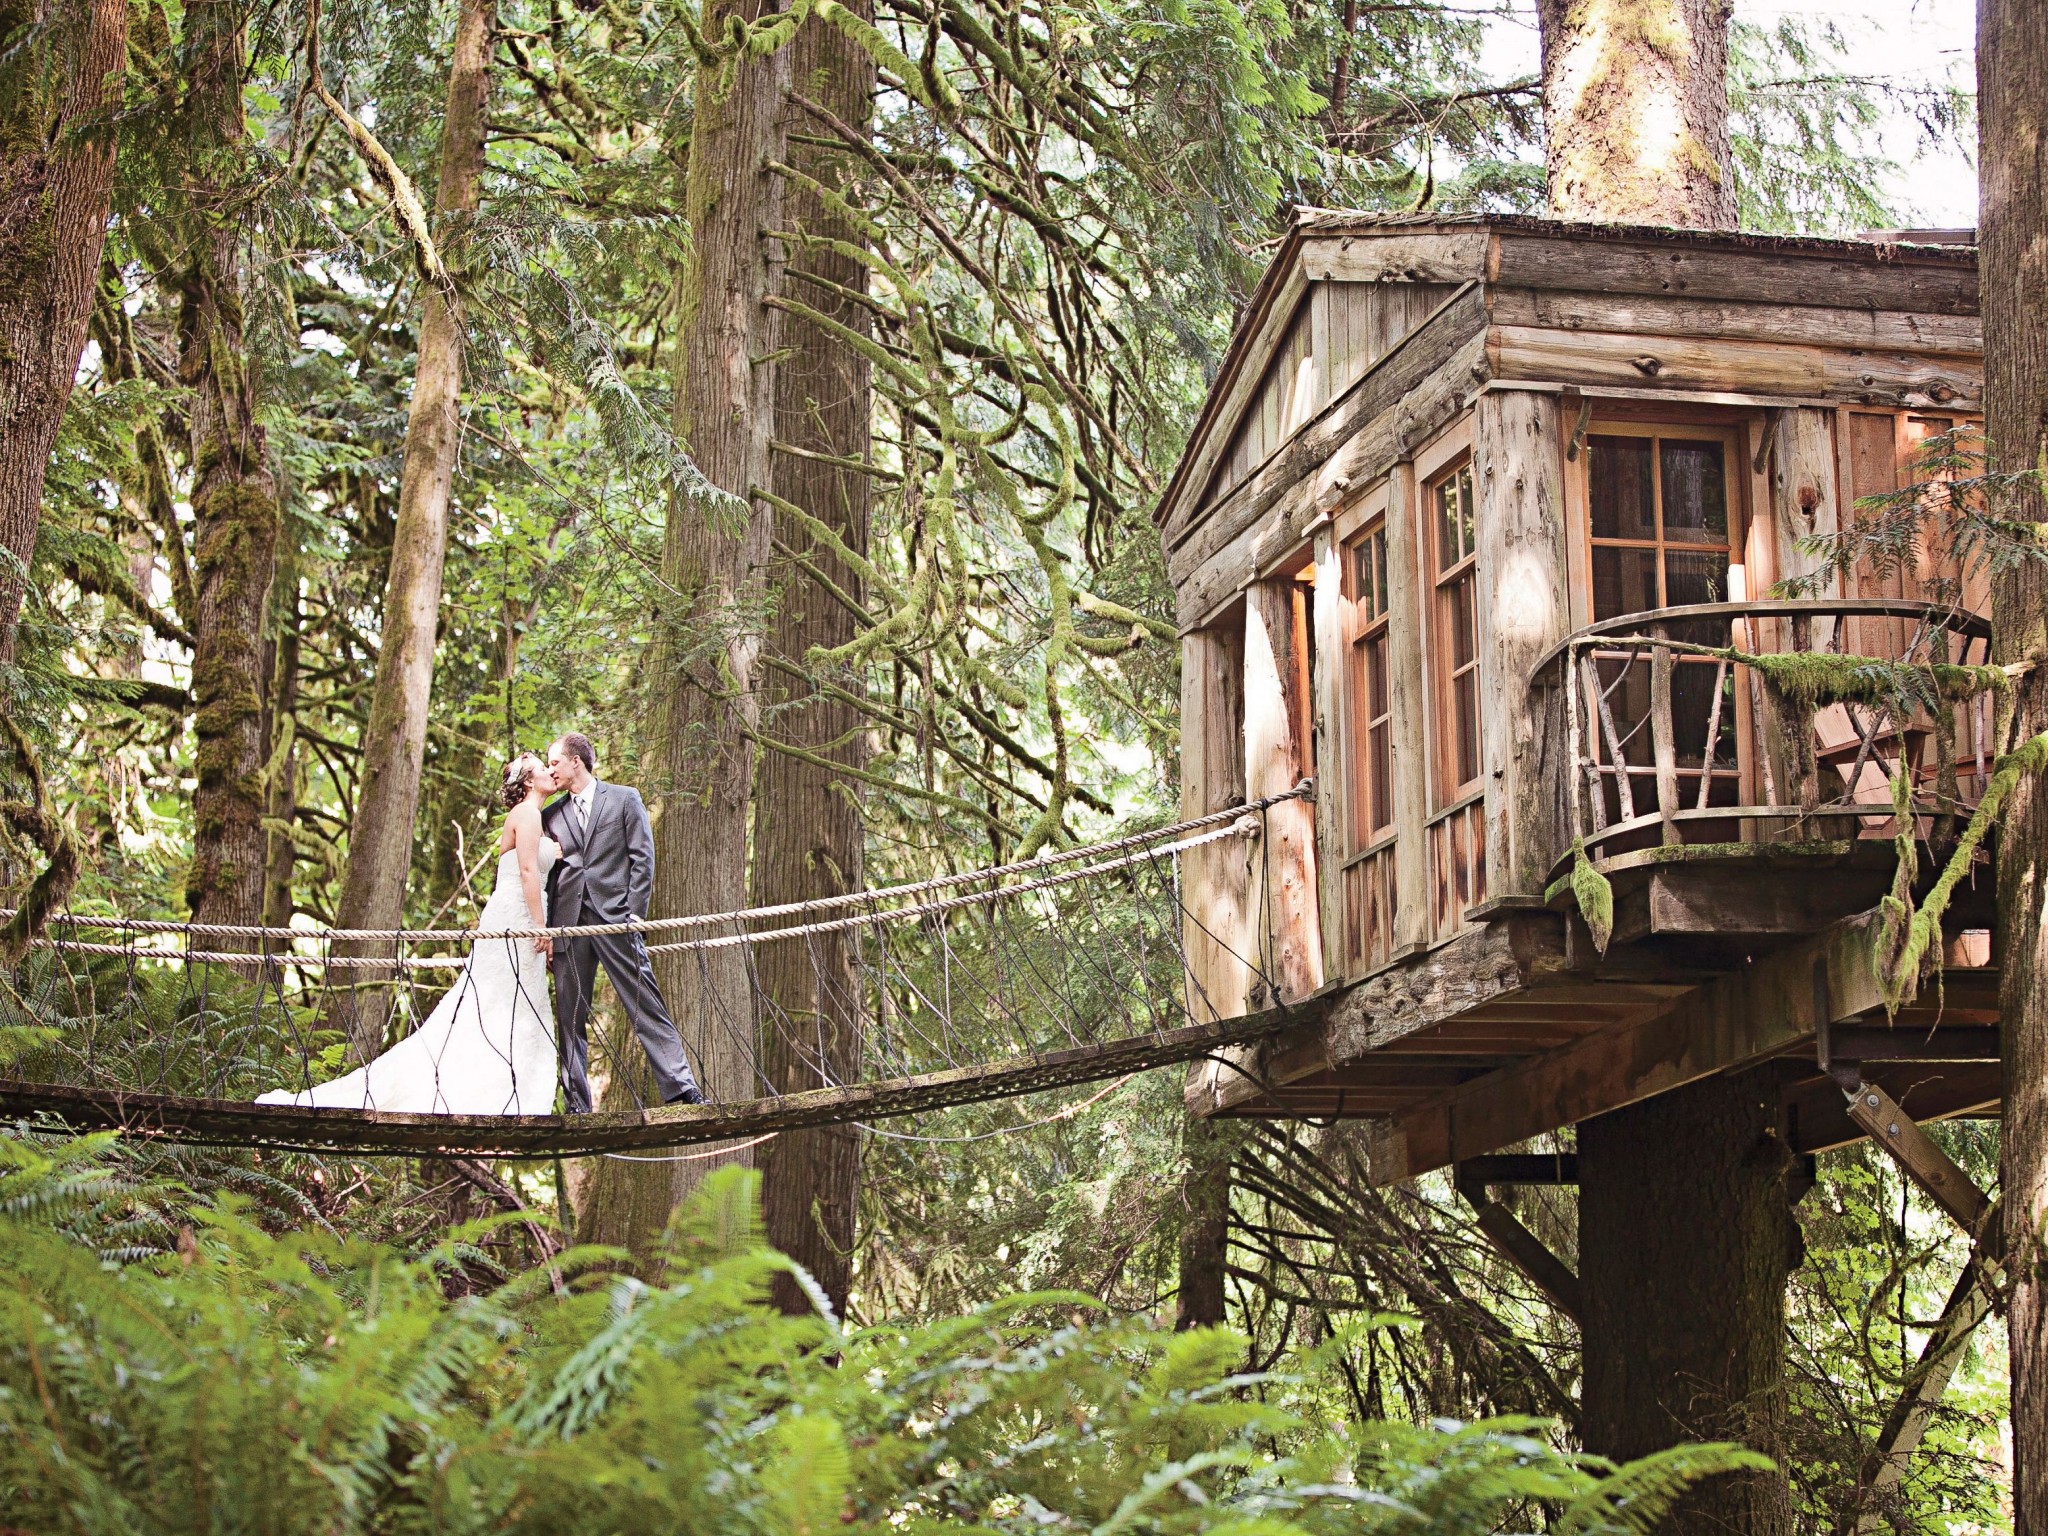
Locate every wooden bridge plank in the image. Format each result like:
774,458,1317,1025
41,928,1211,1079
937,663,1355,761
0,1005,1313,1159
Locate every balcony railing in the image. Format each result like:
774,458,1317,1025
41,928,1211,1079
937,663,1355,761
1531,600,1993,871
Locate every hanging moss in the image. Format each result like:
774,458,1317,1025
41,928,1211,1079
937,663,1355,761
1737,649,2007,713
1570,837,1615,957
1878,726,2048,1013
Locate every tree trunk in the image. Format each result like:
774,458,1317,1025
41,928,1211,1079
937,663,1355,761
577,4,788,1256
1535,0,1736,229
0,0,128,660
260,562,300,933
1578,1063,1803,1534
329,0,494,1056
1983,0,2048,1525
1536,10,1797,1512
1175,1116,1239,1330
753,1,873,1324
179,0,281,937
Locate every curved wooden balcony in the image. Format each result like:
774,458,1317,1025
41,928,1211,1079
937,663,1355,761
1531,599,1992,888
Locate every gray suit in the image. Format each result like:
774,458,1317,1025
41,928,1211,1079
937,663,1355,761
543,781,700,1111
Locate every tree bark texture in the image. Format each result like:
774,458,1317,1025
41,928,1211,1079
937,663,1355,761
1535,0,1736,230
0,0,129,661
1578,1062,1803,1536
755,3,872,1323
259,563,300,932
1983,0,2048,1525
580,5,788,1255
179,0,281,935
330,0,494,1056
1175,1115,1240,1330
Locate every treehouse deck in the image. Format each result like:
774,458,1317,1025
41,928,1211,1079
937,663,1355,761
1164,212,1996,1183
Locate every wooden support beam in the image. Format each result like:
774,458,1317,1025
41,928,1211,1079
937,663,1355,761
1839,1202,2004,1535
1454,1162,1583,1320
1245,580,1324,1006
1840,1075,1994,1238
1474,389,1573,896
1828,1026,2000,1063
1458,1152,1579,1186
1366,914,1885,1184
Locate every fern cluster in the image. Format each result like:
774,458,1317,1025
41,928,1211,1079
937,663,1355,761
0,1135,1752,1534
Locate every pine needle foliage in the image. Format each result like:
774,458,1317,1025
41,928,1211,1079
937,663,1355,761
0,1141,1754,1534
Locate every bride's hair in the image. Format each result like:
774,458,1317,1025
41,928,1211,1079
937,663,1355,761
500,752,543,810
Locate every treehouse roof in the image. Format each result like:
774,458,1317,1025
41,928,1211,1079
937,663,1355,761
1155,210,1981,556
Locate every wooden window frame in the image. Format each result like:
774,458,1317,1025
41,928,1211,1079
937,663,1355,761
1579,420,1746,620
1343,515,1394,855
1574,419,1749,813
1427,455,1482,806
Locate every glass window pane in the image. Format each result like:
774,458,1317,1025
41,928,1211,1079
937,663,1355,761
1438,466,1473,568
1450,576,1477,668
1589,436,1655,540
1454,672,1479,786
1369,719,1392,832
1661,440,1729,543
1366,633,1389,718
1592,545,1661,620
1373,530,1389,617
1665,549,1728,608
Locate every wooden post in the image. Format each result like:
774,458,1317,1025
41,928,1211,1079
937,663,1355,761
1770,408,1842,650
1650,625,1680,843
1475,391,1573,893
1180,623,1253,1023
1386,464,1432,953
1245,580,1324,1005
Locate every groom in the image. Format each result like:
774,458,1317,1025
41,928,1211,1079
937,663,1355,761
542,732,704,1111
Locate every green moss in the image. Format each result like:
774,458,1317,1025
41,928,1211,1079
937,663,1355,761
1878,726,2048,1013
1739,649,2006,713
1570,837,1615,956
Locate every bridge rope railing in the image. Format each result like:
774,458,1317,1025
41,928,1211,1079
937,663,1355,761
0,789,1312,1156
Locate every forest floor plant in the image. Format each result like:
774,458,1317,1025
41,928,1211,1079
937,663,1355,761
0,1137,1756,1535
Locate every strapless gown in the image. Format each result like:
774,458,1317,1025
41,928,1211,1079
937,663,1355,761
259,839,561,1115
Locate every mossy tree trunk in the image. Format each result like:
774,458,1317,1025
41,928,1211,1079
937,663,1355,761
579,2,788,1259
1534,0,1736,228
329,0,494,1057
753,2,873,1323
259,538,301,932
178,0,281,937
1983,0,2048,1524
1578,1064,1803,1534
0,0,128,661
1536,7,1799,1515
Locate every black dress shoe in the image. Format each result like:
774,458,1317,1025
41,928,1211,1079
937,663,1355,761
665,1086,705,1106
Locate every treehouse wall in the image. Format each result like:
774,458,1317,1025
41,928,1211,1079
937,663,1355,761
1168,218,1985,1018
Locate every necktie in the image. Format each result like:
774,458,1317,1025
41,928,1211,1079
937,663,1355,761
575,793,589,836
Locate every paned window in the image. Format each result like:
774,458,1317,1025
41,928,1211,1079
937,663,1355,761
1583,430,1740,813
1431,461,1481,798
1348,522,1393,843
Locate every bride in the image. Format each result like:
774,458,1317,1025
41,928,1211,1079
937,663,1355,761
260,753,563,1115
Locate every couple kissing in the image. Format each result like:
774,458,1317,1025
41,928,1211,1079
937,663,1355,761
259,732,704,1117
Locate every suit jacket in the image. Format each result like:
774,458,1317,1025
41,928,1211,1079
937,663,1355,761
542,780,656,930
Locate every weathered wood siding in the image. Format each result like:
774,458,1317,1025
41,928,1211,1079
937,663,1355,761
1179,621,1253,1023
1474,391,1573,896
1199,280,1458,516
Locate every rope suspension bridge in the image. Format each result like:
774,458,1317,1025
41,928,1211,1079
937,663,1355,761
0,793,1309,1157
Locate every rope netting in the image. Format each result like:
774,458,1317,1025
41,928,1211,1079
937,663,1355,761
0,793,1305,1156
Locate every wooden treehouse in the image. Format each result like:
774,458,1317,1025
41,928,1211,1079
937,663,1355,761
1167,213,1996,1212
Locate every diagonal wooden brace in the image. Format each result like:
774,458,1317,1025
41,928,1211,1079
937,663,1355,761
1839,1198,2005,1536
1454,1162,1583,1322
1837,1073,1994,1241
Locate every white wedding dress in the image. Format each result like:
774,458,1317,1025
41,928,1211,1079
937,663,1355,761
260,838,562,1115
